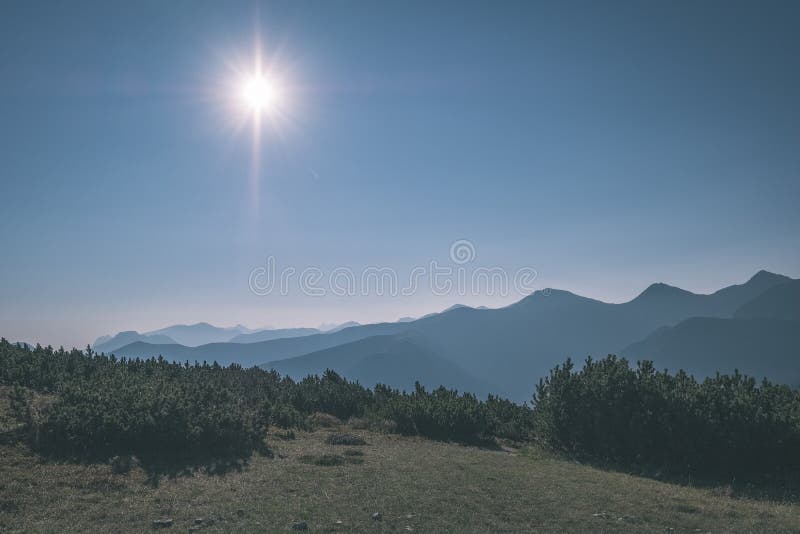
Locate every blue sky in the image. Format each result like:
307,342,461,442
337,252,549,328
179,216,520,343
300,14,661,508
1,1,799,348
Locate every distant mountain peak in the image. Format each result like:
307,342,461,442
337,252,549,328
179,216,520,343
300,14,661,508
442,303,470,313
635,283,695,300
748,270,789,284
325,321,361,333
510,288,590,308
532,288,579,299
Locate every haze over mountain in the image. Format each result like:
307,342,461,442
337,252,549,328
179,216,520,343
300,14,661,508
111,271,796,400
143,323,255,347
323,321,361,333
115,322,404,368
229,327,321,344
267,333,494,395
95,320,375,353
95,322,358,351
93,331,177,354
94,323,262,352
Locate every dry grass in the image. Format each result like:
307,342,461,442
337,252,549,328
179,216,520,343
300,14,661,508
1,425,800,533
308,412,342,428
325,433,367,446
0,387,798,532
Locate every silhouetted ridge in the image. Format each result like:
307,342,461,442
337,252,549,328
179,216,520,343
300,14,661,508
111,270,796,400
515,288,591,304
748,269,789,285
633,283,695,301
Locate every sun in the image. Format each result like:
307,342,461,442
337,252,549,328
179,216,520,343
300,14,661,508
240,74,280,114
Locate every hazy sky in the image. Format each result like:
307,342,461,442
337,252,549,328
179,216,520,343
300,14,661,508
1,1,799,348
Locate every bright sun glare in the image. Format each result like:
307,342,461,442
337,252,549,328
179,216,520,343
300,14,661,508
221,40,294,211
241,74,280,113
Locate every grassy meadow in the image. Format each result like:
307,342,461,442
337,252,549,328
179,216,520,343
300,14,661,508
1,391,799,533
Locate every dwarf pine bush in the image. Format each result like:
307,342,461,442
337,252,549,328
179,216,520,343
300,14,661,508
533,356,800,477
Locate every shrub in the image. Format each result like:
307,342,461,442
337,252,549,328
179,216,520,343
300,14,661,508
371,383,493,442
309,412,342,428
289,370,373,420
347,417,370,429
485,395,534,442
270,404,309,430
533,356,800,478
29,372,266,463
110,454,133,474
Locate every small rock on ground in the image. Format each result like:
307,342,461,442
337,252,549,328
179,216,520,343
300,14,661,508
152,518,174,528
371,513,382,521
292,520,308,530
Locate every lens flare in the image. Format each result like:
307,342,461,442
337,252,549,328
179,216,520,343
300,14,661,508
241,74,280,113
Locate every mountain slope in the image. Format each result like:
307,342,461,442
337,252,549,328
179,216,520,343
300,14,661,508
265,333,494,395
621,317,800,386
734,279,800,321
621,278,800,385
229,328,321,344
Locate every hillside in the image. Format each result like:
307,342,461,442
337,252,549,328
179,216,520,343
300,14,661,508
3,340,800,532
622,317,800,385
734,279,800,321
266,333,495,395
1,419,798,533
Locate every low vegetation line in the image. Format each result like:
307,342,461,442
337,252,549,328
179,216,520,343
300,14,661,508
2,338,799,482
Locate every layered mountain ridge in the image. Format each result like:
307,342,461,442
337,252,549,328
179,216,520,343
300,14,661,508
109,271,798,400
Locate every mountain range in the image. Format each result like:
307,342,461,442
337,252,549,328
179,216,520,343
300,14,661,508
94,321,369,354
108,271,798,400
621,278,800,386
92,323,255,353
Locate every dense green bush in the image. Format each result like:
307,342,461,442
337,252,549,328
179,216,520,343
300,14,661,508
0,339,532,465
269,403,310,430
533,355,800,478
485,394,535,441
289,370,374,420
33,373,268,462
372,382,491,442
